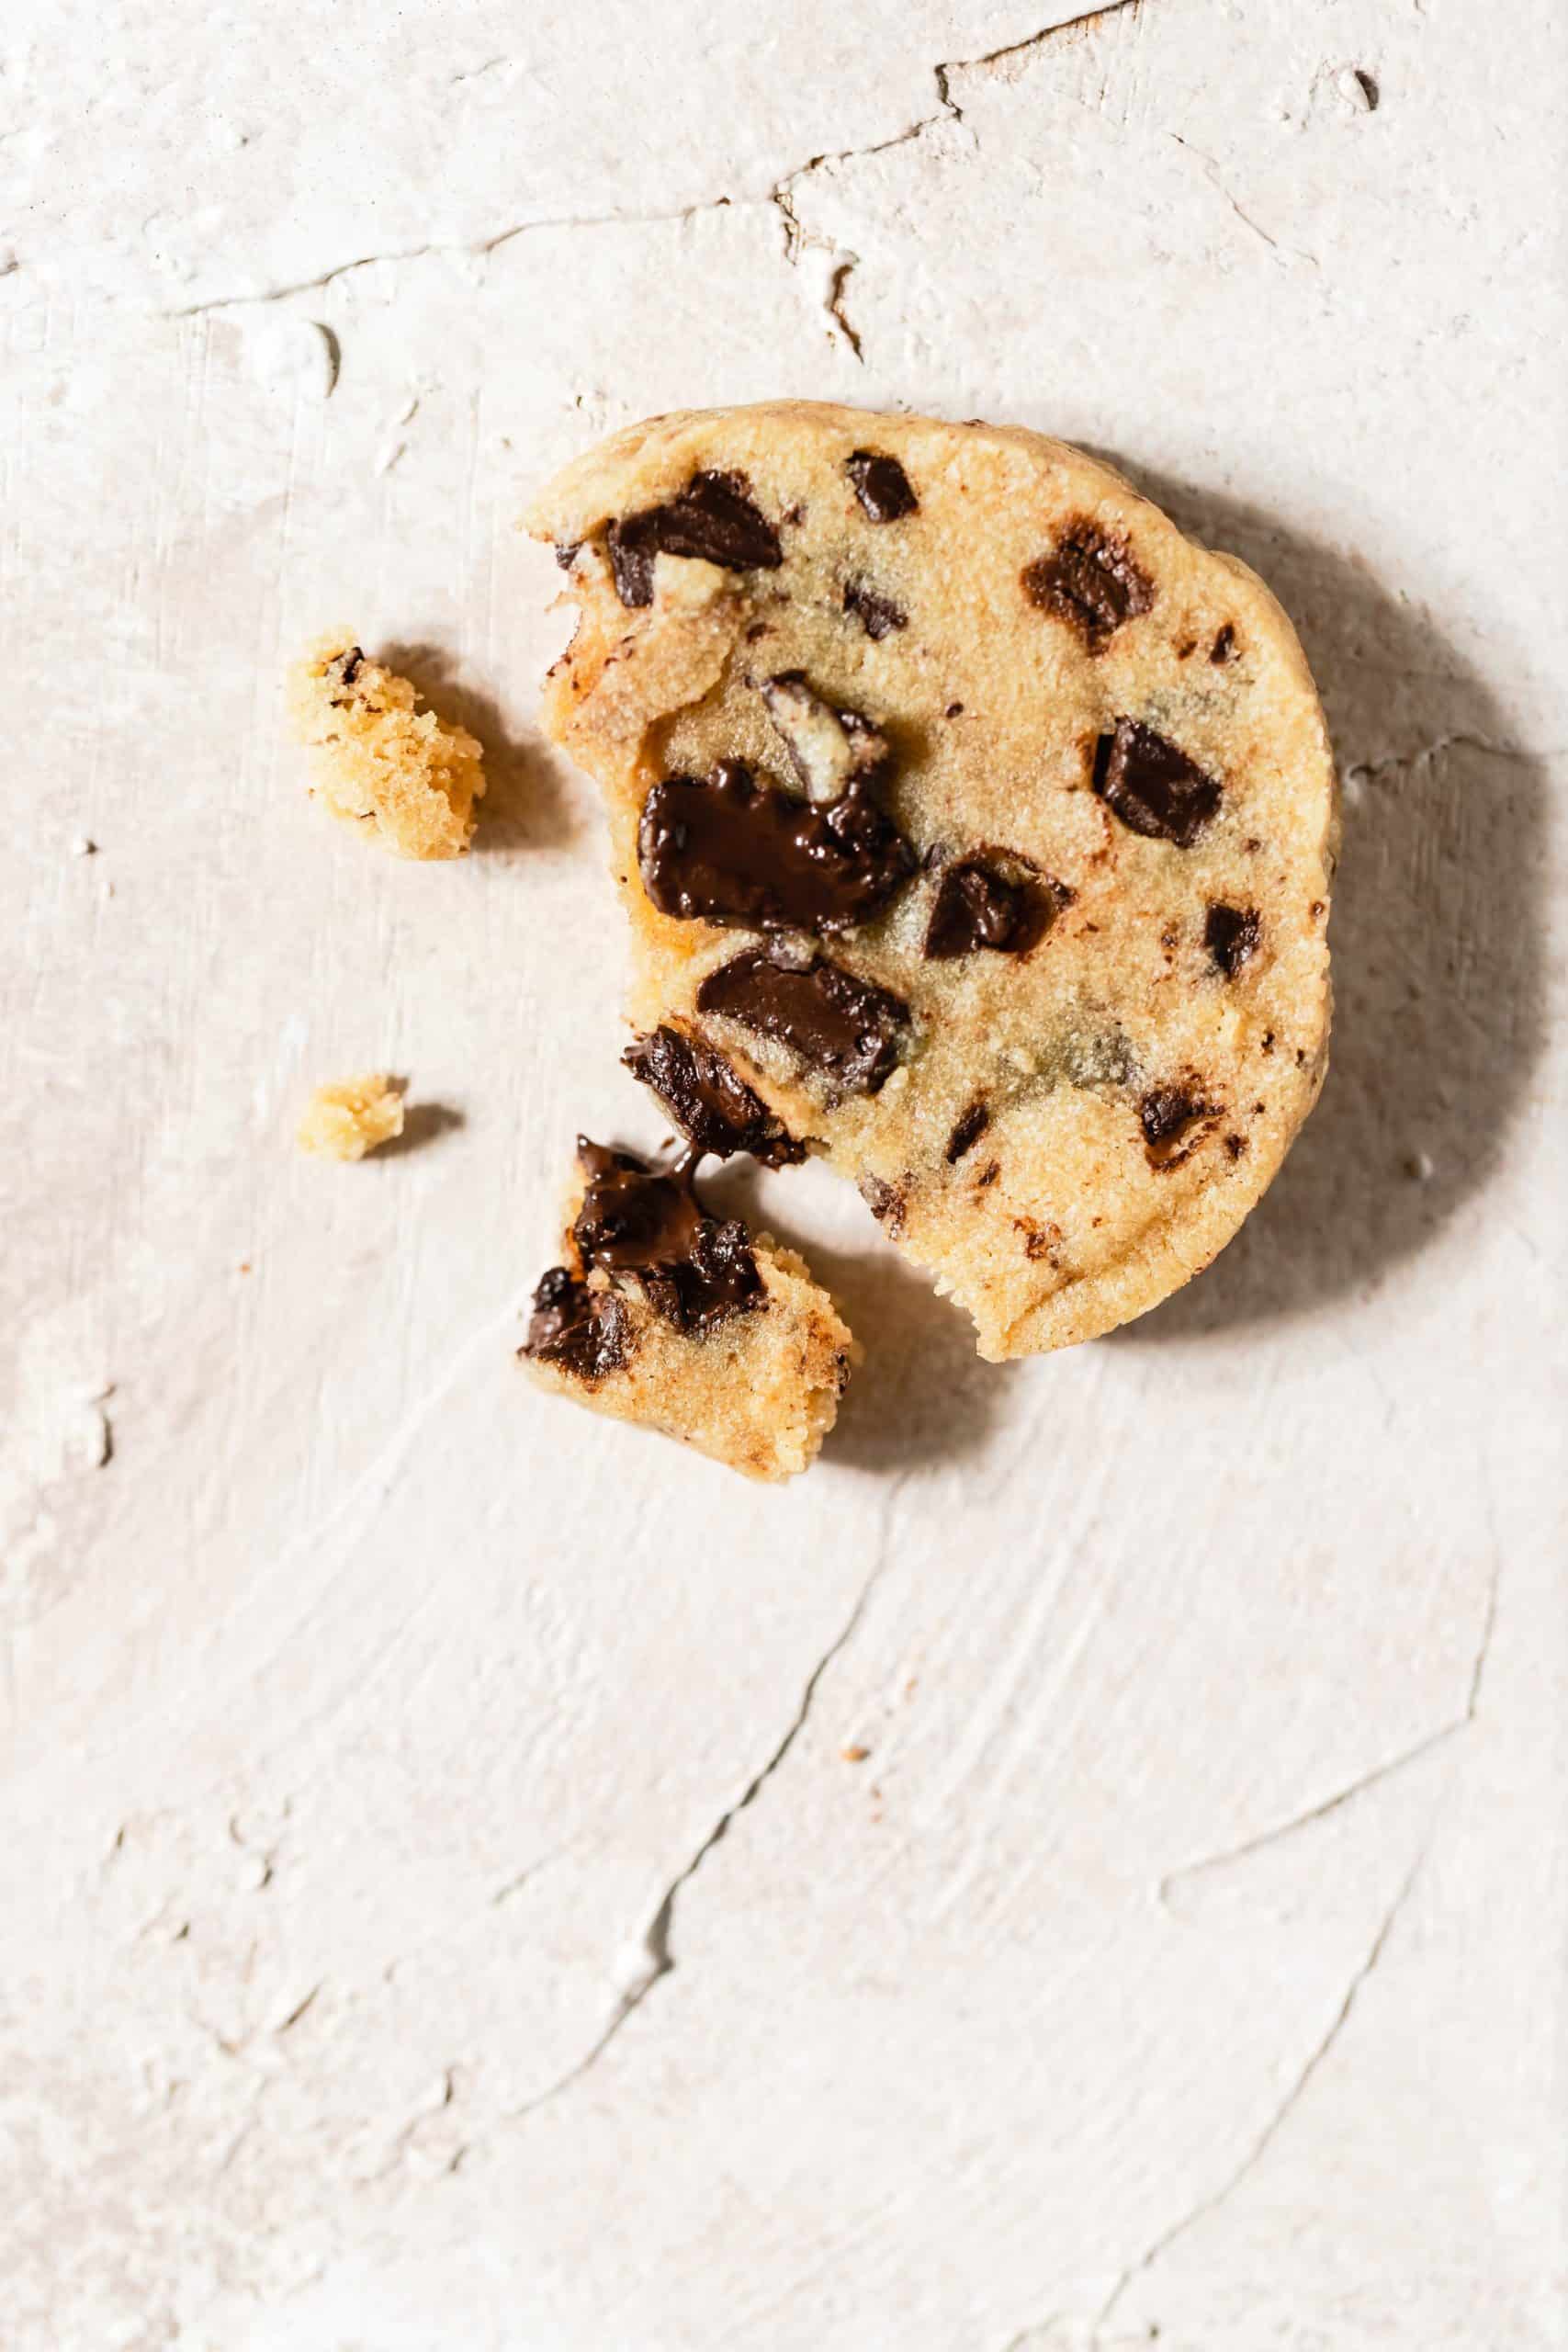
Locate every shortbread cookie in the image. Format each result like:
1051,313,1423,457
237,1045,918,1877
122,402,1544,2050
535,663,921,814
527,403,1336,1358
521,1139,856,1479
289,633,485,859
296,1073,405,1160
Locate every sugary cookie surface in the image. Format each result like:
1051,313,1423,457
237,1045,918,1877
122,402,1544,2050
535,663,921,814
528,403,1337,1358
520,1140,857,1481
289,633,485,860
296,1073,406,1161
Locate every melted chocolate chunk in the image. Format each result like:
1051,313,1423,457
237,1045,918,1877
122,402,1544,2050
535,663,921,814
606,469,784,606
697,948,909,1094
523,1266,630,1384
1204,902,1261,978
638,758,913,935
570,1139,762,1332
623,1026,805,1166
1139,1084,1221,1170
1022,520,1156,651
923,854,1056,959
842,577,908,639
845,449,918,523
1210,623,1237,664
1092,719,1222,848
945,1101,990,1163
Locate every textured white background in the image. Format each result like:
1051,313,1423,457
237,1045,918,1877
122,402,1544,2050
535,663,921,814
3,3,1565,2346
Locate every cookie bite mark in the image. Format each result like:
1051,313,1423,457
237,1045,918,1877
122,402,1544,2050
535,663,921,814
524,1267,632,1384
1092,719,1222,848
842,577,908,639
845,449,919,522
1139,1082,1222,1170
623,1026,805,1165
637,757,913,934
697,946,910,1095
1205,902,1262,978
1022,519,1156,652
923,853,1058,959
570,1139,763,1332
944,1101,990,1163
605,469,783,606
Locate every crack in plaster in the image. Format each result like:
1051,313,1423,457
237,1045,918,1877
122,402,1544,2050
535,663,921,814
1092,1851,1427,2342
510,1476,910,2122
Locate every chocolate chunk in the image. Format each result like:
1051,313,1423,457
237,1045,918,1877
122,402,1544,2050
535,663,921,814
945,1101,990,1163
842,578,908,640
1092,719,1222,848
639,758,913,936
553,542,581,571
325,646,365,703
523,1266,630,1384
1021,520,1156,651
623,1026,805,1166
1139,1084,1220,1170
859,1174,907,1233
974,1159,1001,1189
1224,1133,1247,1159
698,947,909,1094
1204,902,1261,977
846,449,918,523
923,854,1056,959
605,469,784,606
1210,623,1237,664
570,1138,762,1332
761,673,892,804
945,702,964,718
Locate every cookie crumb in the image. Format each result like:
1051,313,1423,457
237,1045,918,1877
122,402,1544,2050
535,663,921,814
296,1074,406,1161
71,835,97,857
841,1745,871,1763
288,633,485,860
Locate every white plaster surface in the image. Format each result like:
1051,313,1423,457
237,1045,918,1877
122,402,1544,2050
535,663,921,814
3,3,1565,2345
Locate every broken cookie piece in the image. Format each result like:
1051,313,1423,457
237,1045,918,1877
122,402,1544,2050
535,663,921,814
527,402,1336,1357
296,1074,406,1160
521,1137,856,1480
289,633,485,859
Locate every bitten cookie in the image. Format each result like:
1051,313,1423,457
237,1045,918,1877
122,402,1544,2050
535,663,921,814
520,1139,856,1481
527,403,1337,1359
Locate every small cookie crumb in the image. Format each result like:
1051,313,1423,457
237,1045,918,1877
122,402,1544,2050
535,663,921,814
841,1745,871,1763
296,1074,406,1161
288,633,485,860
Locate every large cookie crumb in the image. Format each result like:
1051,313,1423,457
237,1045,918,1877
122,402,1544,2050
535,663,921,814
296,1074,406,1160
288,633,485,859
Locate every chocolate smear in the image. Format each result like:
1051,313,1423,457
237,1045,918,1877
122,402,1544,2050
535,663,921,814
523,1266,631,1384
606,469,783,607
846,449,918,522
698,947,909,1094
623,1026,804,1166
1092,719,1222,848
1022,519,1155,651
639,757,912,935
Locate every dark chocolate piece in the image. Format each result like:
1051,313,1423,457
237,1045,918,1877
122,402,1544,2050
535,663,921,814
1210,623,1237,664
623,1026,805,1166
923,854,1056,959
698,948,909,1094
846,449,918,523
760,673,892,804
1204,902,1261,978
606,469,783,607
570,1139,762,1332
858,1174,907,1234
638,758,913,936
1021,520,1156,651
945,1101,990,1163
523,1266,630,1384
553,542,581,571
1139,1084,1220,1170
1092,719,1222,848
842,578,908,640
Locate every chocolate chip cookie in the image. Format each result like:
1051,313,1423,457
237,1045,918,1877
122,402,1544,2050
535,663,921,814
521,1139,856,1480
527,404,1336,1358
